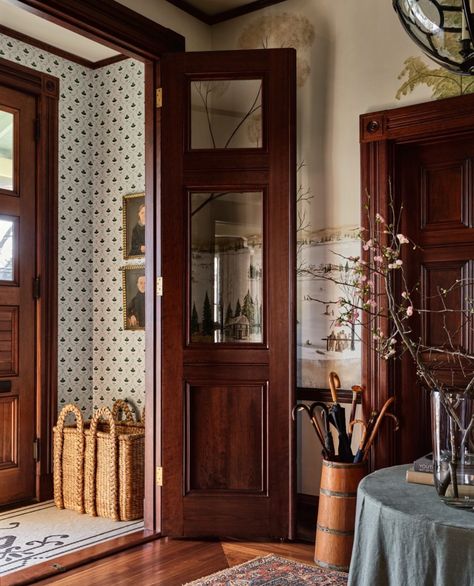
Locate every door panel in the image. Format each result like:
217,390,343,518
0,85,36,505
162,49,296,538
396,135,474,463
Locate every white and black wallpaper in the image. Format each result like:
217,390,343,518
92,60,145,413
0,34,145,416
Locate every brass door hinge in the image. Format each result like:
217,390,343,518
156,276,163,297
33,438,40,462
156,88,162,108
156,466,163,486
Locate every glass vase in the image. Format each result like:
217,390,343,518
431,390,474,509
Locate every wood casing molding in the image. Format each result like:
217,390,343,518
0,23,127,70
360,91,474,471
165,0,287,25
13,0,185,58
0,56,59,499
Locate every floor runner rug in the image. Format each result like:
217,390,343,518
0,500,143,576
184,554,348,585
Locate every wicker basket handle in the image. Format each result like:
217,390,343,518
54,404,84,511
56,403,84,434
85,407,118,519
141,407,145,426
112,399,135,424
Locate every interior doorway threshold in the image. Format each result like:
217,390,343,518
1,501,157,586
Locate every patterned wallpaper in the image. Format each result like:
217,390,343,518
0,34,145,417
92,60,145,414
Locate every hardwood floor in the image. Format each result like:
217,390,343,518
27,538,315,586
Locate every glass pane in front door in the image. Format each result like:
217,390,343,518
0,110,14,191
190,79,262,149
190,191,263,344
0,216,15,282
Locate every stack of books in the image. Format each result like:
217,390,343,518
405,453,433,486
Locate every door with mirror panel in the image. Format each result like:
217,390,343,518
162,49,296,538
0,85,37,505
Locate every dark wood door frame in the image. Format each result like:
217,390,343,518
360,92,474,470
0,57,59,502
11,0,185,533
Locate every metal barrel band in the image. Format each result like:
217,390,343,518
314,558,350,573
316,523,354,537
320,487,357,498
323,461,365,470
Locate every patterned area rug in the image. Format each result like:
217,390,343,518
0,501,143,576
184,554,348,585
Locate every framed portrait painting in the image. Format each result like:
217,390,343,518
122,265,145,331
123,192,145,260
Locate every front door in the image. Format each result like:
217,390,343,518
0,85,37,505
161,49,296,538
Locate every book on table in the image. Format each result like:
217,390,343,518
413,452,433,473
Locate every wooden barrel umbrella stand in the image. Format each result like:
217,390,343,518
314,460,367,572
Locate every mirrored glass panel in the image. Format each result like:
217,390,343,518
0,111,14,191
191,79,262,149
0,217,15,282
190,191,263,344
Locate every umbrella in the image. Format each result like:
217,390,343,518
348,384,365,441
328,371,353,462
292,404,329,459
353,410,377,463
309,401,335,460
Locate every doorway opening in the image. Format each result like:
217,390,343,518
0,0,183,579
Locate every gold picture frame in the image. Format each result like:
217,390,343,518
121,264,145,331
122,192,145,260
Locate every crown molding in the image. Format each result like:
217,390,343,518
166,0,287,25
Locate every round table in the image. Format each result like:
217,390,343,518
348,465,474,586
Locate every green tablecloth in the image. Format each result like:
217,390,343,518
348,465,474,586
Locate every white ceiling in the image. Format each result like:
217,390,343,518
0,0,119,62
185,0,257,16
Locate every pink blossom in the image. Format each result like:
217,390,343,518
397,234,409,244
395,259,403,266
375,213,385,223
363,239,373,251
367,299,377,308
406,305,414,317
401,291,408,299
349,310,360,323
367,280,374,288
374,256,383,263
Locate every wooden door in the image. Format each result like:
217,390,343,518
395,135,474,463
361,93,474,469
161,49,296,538
0,85,37,505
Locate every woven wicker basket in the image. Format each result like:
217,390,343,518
84,406,145,521
53,404,85,513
